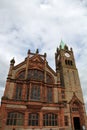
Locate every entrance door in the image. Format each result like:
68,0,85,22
73,117,81,130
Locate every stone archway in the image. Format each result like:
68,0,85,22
73,117,81,130
69,94,86,130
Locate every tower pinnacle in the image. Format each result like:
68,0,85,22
60,40,65,49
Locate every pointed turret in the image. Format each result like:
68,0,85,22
8,58,15,78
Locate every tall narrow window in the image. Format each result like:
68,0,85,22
30,85,40,101
47,87,52,102
64,116,68,126
26,87,29,100
15,84,22,100
6,112,24,126
43,113,57,126
28,113,39,126
65,60,68,65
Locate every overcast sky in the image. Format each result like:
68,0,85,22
0,0,87,111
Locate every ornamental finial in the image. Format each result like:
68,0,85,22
36,49,39,54
10,58,15,65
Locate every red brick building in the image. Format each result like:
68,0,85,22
0,43,87,130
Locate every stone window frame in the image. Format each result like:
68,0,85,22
28,113,39,126
43,113,58,126
6,112,24,126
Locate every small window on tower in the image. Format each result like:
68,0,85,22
65,60,68,65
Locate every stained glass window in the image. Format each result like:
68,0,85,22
17,70,25,79
6,112,24,126
30,85,40,101
43,113,57,126
27,69,44,81
28,113,39,126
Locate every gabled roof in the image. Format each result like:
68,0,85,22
12,51,56,77
69,92,83,105
29,54,45,64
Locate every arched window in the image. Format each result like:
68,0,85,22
28,113,39,126
17,70,25,79
6,112,24,125
43,113,57,126
27,69,44,81
65,60,73,66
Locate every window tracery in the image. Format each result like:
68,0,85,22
27,69,44,81
17,70,25,79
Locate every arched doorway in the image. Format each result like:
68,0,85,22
69,94,86,130
73,117,81,130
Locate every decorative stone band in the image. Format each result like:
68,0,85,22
6,104,27,109
41,107,59,110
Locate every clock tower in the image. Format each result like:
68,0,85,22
55,41,87,130
55,41,84,102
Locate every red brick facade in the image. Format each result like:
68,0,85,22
0,45,87,130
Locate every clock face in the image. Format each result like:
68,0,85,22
65,52,70,57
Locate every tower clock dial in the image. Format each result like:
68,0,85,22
65,52,70,57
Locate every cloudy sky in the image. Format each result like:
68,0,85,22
0,0,87,111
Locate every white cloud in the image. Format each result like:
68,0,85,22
0,0,87,112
